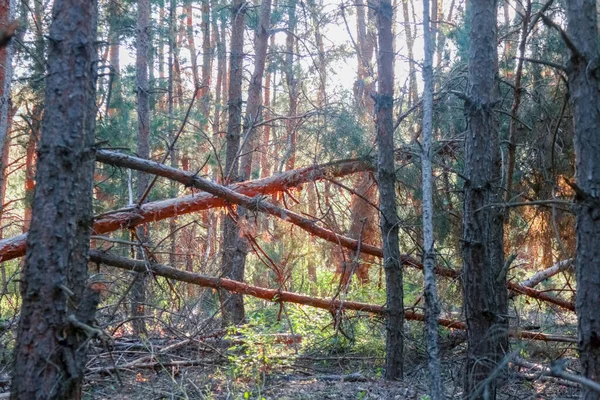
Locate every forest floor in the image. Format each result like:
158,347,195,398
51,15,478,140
78,335,582,400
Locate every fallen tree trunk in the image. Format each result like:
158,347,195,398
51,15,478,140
89,250,576,343
94,151,575,312
0,152,576,312
0,155,374,262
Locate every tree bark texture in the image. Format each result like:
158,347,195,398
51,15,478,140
421,0,444,396
565,1,600,398
462,1,508,398
219,0,247,326
375,0,404,381
10,0,99,397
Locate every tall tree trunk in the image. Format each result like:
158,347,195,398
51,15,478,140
10,0,99,396
0,0,15,278
107,0,122,116
132,0,151,337
421,0,443,396
0,107,13,293
206,12,224,263
168,0,179,271
222,0,272,316
402,0,418,108
172,8,184,107
158,4,165,81
200,0,211,113
283,0,298,171
308,0,326,108
260,48,273,179
185,4,199,91
341,0,379,287
462,0,507,398
23,108,40,232
435,0,446,70
239,0,271,180
198,0,215,276
219,0,246,326
503,0,531,210
375,0,404,381
565,2,600,398
0,0,15,158
22,0,45,232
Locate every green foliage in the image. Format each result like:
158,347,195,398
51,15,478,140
320,106,370,159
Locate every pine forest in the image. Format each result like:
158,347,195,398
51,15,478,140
0,0,598,399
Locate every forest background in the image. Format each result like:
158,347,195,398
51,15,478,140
0,0,597,399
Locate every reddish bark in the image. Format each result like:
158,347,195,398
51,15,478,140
0,156,372,262
23,108,40,231
185,4,199,91
200,0,211,108
260,50,273,179
89,250,575,344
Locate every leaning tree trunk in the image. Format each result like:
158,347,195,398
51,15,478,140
462,0,507,398
219,0,247,326
375,0,404,381
131,0,151,337
10,0,99,397
565,1,600,399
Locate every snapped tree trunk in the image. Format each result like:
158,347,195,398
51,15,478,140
375,0,404,381
565,1,600,398
462,0,508,398
10,0,99,397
